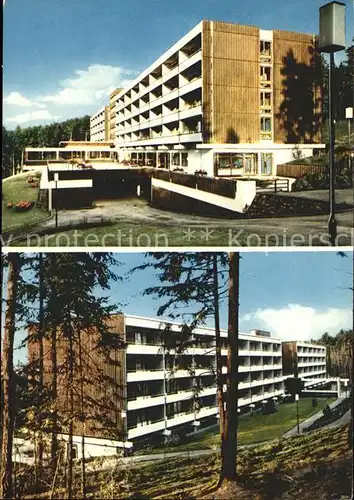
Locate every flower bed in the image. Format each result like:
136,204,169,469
15,200,34,212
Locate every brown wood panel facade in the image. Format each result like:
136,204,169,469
273,30,322,144
202,21,259,144
281,341,298,376
202,21,321,146
27,314,127,441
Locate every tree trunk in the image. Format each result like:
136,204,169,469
50,256,58,472
220,252,240,484
81,432,86,499
36,253,44,483
1,255,21,500
212,255,226,484
66,326,74,500
79,331,86,499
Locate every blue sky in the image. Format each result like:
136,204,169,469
3,0,353,128
113,251,352,337
6,250,352,364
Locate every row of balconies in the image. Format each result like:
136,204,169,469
116,79,202,124
126,364,284,383
117,101,202,127
126,377,284,411
116,107,203,136
117,47,202,112
297,346,326,354
126,345,282,362
299,367,326,376
127,388,284,439
297,360,327,367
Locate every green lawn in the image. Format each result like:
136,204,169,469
138,398,335,454
18,223,254,247
2,172,50,233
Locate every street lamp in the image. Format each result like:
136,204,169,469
54,173,59,228
345,107,353,182
319,1,346,246
344,379,348,399
295,393,300,435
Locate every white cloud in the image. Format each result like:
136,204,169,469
241,304,351,341
6,110,60,124
40,64,137,106
4,91,46,108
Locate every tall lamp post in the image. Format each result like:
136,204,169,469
319,2,346,246
346,107,353,182
54,173,59,228
295,393,300,435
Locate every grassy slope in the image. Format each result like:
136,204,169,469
2,173,49,232
89,424,350,499
137,398,335,454
21,424,351,499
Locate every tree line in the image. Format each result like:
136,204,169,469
317,330,353,380
320,43,354,120
2,116,90,178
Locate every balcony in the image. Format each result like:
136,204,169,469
179,49,202,73
127,370,165,382
127,394,165,410
127,344,161,355
180,78,202,96
166,412,195,428
179,104,202,121
128,418,166,439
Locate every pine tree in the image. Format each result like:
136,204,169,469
1,254,22,500
132,251,241,487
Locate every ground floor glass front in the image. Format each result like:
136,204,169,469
214,152,273,177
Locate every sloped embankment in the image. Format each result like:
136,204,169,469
245,193,330,218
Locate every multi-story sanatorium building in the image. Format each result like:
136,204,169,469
91,20,323,177
90,105,109,142
282,341,327,380
26,313,294,457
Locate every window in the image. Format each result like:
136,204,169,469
260,117,272,140
172,153,180,166
260,41,271,58
261,153,273,175
261,92,272,108
181,153,188,167
260,66,271,87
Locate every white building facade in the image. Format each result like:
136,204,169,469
91,20,324,177
124,316,285,442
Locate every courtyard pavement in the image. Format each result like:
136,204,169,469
31,189,354,246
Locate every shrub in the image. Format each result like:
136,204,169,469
292,158,352,191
